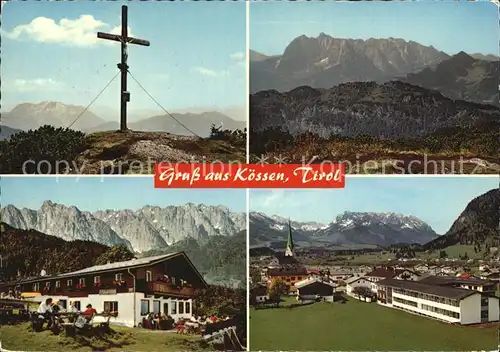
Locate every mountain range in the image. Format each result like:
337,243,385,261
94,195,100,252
250,34,449,93
0,201,245,253
250,34,498,107
1,102,245,138
249,211,439,248
250,81,500,139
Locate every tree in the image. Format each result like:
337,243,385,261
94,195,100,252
193,285,245,317
400,272,411,280
267,278,287,307
439,250,448,259
352,286,373,299
208,124,246,148
95,245,134,265
250,268,262,284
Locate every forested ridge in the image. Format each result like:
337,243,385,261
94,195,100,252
143,231,246,288
0,222,134,282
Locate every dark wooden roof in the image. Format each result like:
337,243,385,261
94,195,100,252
366,267,404,279
250,285,267,296
1,252,208,289
274,253,300,265
377,278,477,300
484,272,500,279
418,275,491,287
267,266,308,276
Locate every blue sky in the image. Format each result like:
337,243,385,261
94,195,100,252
2,1,246,116
250,177,499,234
1,177,246,212
251,1,498,56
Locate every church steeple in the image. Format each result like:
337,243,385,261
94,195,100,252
285,218,294,257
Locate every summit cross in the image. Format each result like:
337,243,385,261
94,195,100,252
97,5,150,131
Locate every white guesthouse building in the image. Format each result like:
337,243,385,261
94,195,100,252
3,252,207,327
376,276,499,325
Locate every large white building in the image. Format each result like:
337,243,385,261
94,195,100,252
0,252,207,327
376,276,499,325
365,267,421,293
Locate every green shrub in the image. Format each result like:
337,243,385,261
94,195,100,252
0,125,86,174
209,124,246,147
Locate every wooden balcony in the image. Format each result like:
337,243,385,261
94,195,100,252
138,280,194,297
37,284,130,297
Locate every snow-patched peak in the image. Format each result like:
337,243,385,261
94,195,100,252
252,212,327,232
249,210,438,247
334,211,429,230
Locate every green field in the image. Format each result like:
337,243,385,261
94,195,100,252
418,244,482,260
250,298,498,351
0,323,209,352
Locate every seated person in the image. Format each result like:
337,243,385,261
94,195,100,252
82,304,97,320
68,301,80,313
74,304,96,328
147,312,155,329
37,298,54,329
51,300,64,313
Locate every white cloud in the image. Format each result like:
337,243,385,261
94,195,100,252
253,190,287,210
3,15,134,47
12,78,64,92
230,51,245,60
191,66,229,78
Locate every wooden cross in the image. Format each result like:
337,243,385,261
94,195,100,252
97,5,150,132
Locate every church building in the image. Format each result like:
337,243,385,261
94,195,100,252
265,220,308,293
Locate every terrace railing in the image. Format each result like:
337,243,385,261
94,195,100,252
136,279,194,297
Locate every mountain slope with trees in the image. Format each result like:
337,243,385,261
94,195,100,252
140,230,246,288
0,222,134,282
422,188,500,252
405,52,498,106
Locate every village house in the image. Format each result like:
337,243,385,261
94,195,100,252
250,284,269,303
329,271,353,281
365,267,420,293
357,265,373,274
479,264,490,272
295,277,337,304
0,252,207,327
345,276,372,298
305,269,351,281
481,271,500,282
266,267,308,293
413,264,429,273
376,276,499,325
